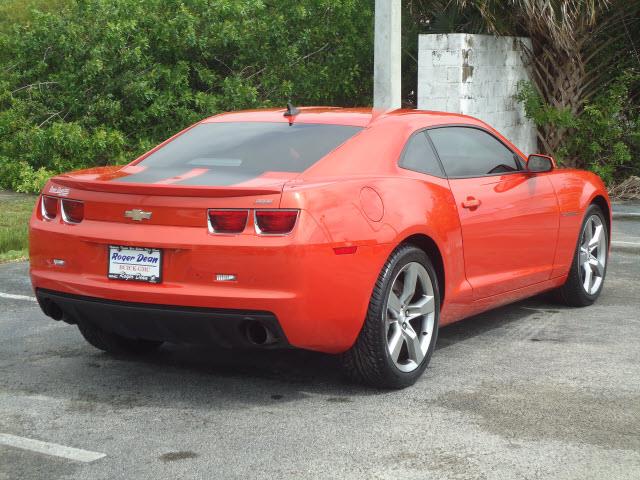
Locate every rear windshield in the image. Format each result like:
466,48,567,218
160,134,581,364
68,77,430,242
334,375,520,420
128,122,362,185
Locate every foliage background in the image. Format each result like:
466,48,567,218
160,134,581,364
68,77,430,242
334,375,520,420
1,0,639,192
0,0,374,192
405,0,640,185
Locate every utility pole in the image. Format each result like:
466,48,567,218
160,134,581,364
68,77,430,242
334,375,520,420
373,0,401,110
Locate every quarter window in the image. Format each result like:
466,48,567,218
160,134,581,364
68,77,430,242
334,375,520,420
428,127,521,177
399,131,444,177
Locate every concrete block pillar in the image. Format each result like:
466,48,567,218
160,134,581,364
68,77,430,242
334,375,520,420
373,0,401,110
418,33,537,155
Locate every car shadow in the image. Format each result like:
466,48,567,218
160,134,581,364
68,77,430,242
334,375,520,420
65,292,568,403
9,292,571,414
436,292,565,350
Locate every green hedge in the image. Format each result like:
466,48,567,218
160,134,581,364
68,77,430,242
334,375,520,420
517,72,640,185
0,0,374,192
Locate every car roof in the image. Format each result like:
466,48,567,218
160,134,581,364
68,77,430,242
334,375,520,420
202,107,488,129
202,107,525,177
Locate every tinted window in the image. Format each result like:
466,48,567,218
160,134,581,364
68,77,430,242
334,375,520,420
128,122,363,185
428,127,520,177
399,131,444,177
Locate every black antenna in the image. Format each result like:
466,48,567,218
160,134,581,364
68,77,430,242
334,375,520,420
283,102,300,118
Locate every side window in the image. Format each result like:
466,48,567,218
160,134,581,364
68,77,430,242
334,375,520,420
399,131,444,177
427,127,521,177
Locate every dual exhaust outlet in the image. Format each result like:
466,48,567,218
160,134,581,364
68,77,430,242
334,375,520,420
40,296,278,347
243,320,277,346
39,298,66,322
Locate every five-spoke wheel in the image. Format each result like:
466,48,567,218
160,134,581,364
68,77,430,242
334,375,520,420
557,204,608,307
578,214,607,295
385,262,436,373
342,245,440,389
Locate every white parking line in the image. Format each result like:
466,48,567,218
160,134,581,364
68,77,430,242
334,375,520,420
0,292,36,302
0,433,106,463
613,241,640,246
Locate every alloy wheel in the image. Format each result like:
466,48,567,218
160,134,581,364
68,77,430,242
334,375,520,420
579,214,607,295
385,262,436,373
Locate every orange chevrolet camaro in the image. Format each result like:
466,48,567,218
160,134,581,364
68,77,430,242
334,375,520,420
30,106,611,388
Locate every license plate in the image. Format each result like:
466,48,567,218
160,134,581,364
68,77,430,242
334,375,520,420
108,246,162,283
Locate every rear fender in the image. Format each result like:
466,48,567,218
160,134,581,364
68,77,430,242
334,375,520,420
281,176,471,326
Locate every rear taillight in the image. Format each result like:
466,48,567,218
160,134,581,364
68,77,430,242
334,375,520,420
41,195,58,220
61,199,84,224
208,209,249,234
255,209,299,235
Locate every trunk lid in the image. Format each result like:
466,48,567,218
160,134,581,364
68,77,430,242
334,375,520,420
48,166,294,227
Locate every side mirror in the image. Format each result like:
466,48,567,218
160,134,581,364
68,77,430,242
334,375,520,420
527,154,555,173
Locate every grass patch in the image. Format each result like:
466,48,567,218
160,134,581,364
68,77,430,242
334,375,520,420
0,0,69,32
0,193,36,263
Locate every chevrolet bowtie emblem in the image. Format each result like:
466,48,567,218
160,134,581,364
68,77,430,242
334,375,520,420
124,209,152,222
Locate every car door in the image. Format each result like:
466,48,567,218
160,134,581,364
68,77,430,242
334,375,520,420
427,126,559,299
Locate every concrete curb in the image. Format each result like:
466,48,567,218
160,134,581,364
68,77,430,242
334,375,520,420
613,212,640,221
611,241,640,254
612,208,640,253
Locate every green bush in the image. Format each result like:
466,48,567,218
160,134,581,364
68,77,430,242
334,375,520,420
0,0,374,192
516,72,640,184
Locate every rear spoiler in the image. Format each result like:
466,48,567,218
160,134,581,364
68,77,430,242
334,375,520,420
50,177,282,198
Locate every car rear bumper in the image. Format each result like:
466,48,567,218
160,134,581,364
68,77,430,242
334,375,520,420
36,288,289,348
30,211,392,353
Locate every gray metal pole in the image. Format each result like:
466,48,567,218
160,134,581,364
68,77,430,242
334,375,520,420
373,0,401,110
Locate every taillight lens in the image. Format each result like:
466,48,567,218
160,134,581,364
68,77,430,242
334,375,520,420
208,209,249,234
255,209,299,235
61,199,84,224
41,195,59,220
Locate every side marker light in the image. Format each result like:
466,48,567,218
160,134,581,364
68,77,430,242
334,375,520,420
333,246,358,255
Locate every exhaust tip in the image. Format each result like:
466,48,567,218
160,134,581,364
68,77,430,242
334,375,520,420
244,320,276,346
41,299,64,321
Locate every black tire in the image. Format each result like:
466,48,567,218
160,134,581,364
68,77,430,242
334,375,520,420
77,321,162,355
341,244,440,389
555,204,608,307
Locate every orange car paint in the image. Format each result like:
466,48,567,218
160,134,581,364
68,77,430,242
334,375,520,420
29,108,611,353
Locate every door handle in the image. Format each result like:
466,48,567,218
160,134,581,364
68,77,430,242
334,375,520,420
461,196,481,209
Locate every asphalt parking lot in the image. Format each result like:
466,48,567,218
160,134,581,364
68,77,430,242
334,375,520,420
1,252,639,480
